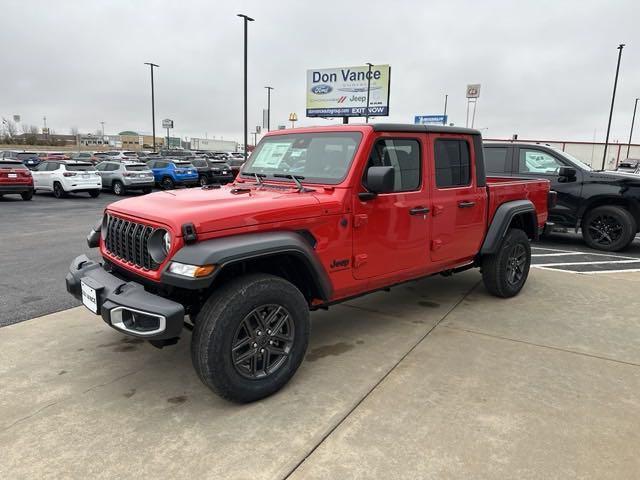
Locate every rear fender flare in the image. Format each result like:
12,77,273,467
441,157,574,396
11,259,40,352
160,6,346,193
480,200,537,255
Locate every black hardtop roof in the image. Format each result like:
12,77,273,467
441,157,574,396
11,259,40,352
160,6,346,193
371,123,481,135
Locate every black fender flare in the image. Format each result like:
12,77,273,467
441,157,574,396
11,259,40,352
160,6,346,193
160,231,332,300
480,200,537,255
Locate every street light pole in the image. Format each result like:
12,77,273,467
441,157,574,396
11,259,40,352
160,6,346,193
238,14,254,161
443,94,448,125
602,44,625,170
144,62,159,152
365,63,373,123
265,86,274,132
627,97,639,158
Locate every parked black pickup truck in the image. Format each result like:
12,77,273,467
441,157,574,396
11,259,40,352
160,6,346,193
483,142,640,251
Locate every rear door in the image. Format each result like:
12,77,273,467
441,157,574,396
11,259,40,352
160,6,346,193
352,134,430,279
429,135,487,263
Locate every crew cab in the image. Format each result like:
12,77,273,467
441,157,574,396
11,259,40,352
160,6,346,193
66,124,550,403
484,142,640,251
0,159,34,200
146,158,199,189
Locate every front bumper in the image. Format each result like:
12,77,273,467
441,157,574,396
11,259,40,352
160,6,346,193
66,255,185,340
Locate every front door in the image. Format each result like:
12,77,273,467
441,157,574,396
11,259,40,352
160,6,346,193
429,135,487,264
352,135,430,280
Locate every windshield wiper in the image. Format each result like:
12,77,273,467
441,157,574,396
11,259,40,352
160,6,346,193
273,173,311,192
242,171,266,184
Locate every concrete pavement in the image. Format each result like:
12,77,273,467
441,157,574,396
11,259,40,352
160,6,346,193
1,268,639,479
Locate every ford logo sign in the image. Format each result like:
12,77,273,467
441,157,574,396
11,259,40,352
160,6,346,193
311,84,333,95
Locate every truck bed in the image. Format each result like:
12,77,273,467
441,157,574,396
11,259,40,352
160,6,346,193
486,176,550,229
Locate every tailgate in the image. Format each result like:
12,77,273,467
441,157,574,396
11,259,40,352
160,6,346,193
486,176,550,227
0,166,33,186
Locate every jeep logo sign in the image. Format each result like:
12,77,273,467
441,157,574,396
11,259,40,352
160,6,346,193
306,64,391,119
311,84,333,95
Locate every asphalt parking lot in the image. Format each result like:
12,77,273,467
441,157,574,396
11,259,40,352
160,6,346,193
2,193,640,478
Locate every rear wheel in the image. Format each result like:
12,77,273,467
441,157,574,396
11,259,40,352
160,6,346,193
142,187,153,194
53,182,66,199
89,189,100,198
161,177,174,190
481,228,531,298
21,190,33,201
191,273,310,403
112,180,124,196
581,206,636,252
199,175,208,187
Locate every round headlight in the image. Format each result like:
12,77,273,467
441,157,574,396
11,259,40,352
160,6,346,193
163,232,171,254
148,228,170,264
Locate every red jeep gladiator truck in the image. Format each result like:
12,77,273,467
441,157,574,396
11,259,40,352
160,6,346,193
66,124,551,402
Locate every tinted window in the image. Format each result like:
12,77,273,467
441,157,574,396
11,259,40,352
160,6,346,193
518,149,564,174
192,159,208,167
16,153,38,160
125,164,148,171
434,139,471,188
173,161,192,167
366,139,421,192
66,164,94,171
484,147,510,174
95,163,106,171
46,162,60,171
0,161,26,169
106,163,120,171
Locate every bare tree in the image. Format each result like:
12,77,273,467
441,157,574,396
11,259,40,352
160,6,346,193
70,126,79,136
2,118,17,137
29,125,38,135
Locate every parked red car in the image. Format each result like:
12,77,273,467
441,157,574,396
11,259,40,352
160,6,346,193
38,152,70,161
67,124,552,402
0,159,34,200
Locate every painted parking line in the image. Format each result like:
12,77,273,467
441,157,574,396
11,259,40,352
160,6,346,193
531,244,640,274
534,259,640,268
532,252,586,257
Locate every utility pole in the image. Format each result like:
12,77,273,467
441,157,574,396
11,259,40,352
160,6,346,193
627,97,639,158
100,121,105,140
603,44,625,170
365,63,373,123
144,62,159,152
238,13,254,160
265,86,274,131
443,94,448,125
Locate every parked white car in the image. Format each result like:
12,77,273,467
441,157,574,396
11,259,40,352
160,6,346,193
103,151,135,161
32,161,102,198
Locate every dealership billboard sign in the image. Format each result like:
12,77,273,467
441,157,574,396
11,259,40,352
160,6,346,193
306,65,391,118
415,115,448,125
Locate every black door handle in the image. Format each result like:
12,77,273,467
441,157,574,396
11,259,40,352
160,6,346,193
409,207,430,215
458,201,476,208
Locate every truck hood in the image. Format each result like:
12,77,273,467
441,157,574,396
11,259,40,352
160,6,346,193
107,185,327,235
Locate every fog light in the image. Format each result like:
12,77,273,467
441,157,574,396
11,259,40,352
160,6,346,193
168,262,215,278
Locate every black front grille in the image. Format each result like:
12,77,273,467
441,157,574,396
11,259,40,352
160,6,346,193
104,214,158,270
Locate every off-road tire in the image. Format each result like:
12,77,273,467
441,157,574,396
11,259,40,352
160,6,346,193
191,273,310,403
21,190,33,201
112,181,124,196
53,182,66,199
581,205,636,252
481,228,531,298
88,189,100,198
161,177,174,190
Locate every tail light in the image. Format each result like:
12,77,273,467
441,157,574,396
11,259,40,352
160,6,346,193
63,172,77,177
123,172,134,177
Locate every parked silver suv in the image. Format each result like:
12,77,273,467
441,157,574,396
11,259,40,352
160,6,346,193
95,161,155,195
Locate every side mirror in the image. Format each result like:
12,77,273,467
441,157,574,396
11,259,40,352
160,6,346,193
367,166,395,193
558,166,577,180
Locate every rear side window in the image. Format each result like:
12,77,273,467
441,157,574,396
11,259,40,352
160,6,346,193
366,139,421,192
434,139,471,188
484,147,510,174
0,161,26,169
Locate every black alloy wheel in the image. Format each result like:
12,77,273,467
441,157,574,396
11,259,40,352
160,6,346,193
199,175,208,187
582,206,636,252
161,177,174,190
231,305,295,379
53,182,65,199
586,214,624,247
505,243,527,286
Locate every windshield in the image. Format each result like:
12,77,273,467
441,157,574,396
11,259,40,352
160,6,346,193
192,159,208,167
242,132,362,184
173,161,193,167
554,149,593,171
66,164,94,171
125,164,148,171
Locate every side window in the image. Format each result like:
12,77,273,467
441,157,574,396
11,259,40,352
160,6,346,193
146,161,155,168
108,163,119,171
47,162,60,171
518,149,564,174
365,138,421,192
95,163,106,171
434,139,471,188
484,147,510,174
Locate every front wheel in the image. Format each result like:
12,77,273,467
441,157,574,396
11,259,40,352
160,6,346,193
191,273,310,403
581,206,636,252
481,228,531,298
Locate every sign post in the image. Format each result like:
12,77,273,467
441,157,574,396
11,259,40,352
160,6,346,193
306,65,391,120
465,84,481,128
162,118,174,149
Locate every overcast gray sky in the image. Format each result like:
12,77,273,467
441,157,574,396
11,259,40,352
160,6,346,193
2,0,639,143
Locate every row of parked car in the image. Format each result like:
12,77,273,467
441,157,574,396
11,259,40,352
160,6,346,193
0,150,244,200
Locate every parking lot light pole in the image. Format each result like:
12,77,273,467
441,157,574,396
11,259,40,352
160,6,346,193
365,63,373,123
602,44,625,170
443,94,448,125
265,86,273,131
238,14,254,160
144,62,159,152
627,97,639,158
